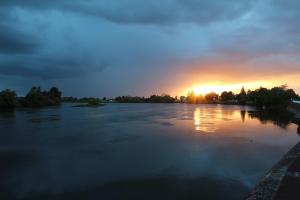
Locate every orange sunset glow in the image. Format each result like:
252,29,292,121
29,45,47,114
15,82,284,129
2,1,300,200
170,73,300,97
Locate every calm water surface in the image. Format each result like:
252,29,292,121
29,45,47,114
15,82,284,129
0,103,299,200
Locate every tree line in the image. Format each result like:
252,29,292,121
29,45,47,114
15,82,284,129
1,85,299,112
114,94,177,103
62,97,104,105
186,85,299,108
0,86,62,111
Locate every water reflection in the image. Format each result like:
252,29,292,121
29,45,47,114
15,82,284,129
247,110,295,129
193,106,298,133
1,104,300,200
240,110,246,123
193,107,218,132
193,108,201,131
193,106,241,132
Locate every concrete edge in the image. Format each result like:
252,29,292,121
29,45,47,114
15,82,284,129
245,142,300,200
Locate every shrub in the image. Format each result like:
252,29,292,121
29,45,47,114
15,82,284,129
0,89,17,111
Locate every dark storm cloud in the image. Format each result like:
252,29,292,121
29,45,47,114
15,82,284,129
0,0,65,9
0,0,256,25
0,0,300,96
72,0,256,25
0,57,107,80
0,24,38,54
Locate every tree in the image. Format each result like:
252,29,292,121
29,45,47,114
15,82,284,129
49,87,62,99
246,86,297,108
180,96,186,103
220,91,234,102
25,87,47,107
186,91,196,104
149,94,175,103
47,87,62,106
0,89,17,111
237,87,247,105
253,87,269,107
25,86,62,107
205,92,219,103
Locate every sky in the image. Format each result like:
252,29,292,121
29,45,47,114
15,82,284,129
0,0,300,97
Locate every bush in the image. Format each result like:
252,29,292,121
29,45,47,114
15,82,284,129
25,86,62,107
220,91,234,102
0,89,17,111
88,98,102,106
149,94,175,103
247,86,297,108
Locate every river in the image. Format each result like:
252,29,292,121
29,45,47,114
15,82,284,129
0,103,299,200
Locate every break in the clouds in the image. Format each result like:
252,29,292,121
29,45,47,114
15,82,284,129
0,0,300,97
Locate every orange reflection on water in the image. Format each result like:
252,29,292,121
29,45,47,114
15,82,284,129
193,106,242,133
194,108,218,132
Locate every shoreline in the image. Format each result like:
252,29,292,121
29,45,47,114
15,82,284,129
246,102,300,199
246,142,300,200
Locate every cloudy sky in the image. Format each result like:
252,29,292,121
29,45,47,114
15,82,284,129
0,0,300,97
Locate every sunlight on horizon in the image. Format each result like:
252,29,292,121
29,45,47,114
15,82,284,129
183,80,275,96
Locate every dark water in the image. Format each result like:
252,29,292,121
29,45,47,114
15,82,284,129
0,104,299,200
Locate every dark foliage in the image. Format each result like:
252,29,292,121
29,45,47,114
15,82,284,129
186,91,219,104
115,96,147,103
114,94,176,103
247,86,297,108
24,86,62,107
186,85,297,108
205,92,219,103
0,89,17,111
179,96,186,103
237,87,247,105
149,95,176,103
220,91,235,102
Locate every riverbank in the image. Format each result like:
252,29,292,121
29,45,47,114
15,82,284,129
246,142,300,200
246,104,300,200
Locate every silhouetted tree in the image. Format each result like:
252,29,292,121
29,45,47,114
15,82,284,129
115,96,146,103
114,95,176,103
47,87,62,106
186,91,197,104
25,87,47,107
0,89,17,111
149,94,175,103
49,87,61,99
237,87,247,105
180,96,186,103
248,87,269,107
246,86,297,108
25,86,62,107
220,91,234,102
205,92,219,103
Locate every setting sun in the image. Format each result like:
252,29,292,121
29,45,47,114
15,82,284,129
191,86,227,96
184,80,275,97
192,87,202,95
